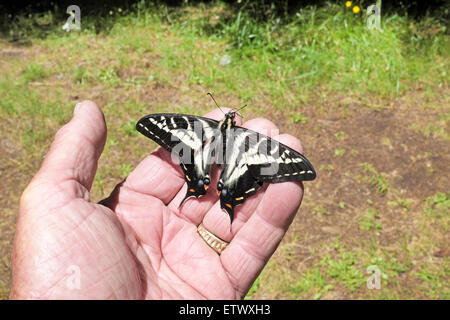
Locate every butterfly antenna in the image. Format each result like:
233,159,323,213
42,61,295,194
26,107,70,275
236,104,247,112
207,92,225,115
234,104,247,119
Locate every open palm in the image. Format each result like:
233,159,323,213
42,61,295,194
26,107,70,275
10,101,304,299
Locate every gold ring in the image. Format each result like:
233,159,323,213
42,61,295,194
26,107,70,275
197,223,229,255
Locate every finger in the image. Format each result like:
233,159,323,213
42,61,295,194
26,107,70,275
123,108,240,206
26,100,106,203
196,118,279,237
220,134,305,298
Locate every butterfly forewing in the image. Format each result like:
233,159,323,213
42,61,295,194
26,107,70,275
245,132,316,182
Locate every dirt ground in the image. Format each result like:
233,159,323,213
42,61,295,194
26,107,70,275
0,42,448,299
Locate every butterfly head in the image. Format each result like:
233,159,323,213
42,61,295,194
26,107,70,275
219,111,237,131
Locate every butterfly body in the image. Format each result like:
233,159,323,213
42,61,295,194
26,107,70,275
136,111,316,225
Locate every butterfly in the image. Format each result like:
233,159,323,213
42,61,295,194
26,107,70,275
136,96,316,225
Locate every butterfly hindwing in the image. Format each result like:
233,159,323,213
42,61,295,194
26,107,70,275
218,168,262,224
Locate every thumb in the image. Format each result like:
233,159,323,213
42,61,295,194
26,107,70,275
33,100,107,196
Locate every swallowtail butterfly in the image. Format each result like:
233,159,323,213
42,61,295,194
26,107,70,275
136,101,316,225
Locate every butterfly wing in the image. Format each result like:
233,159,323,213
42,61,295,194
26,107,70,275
245,131,316,182
218,126,316,223
218,168,263,224
136,113,220,205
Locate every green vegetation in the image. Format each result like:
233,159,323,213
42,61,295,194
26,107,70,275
361,162,390,195
0,1,448,299
319,252,366,292
291,112,309,124
334,149,346,156
415,263,449,300
424,192,450,220
334,131,347,140
312,205,332,216
387,197,412,211
359,208,383,233
288,268,332,300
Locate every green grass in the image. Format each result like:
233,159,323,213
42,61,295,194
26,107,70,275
312,205,332,216
288,268,332,300
334,131,347,140
334,149,346,157
2,2,448,114
22,62,50,83
291,112,309,124
424,192,450,219
317,238,366,292
320,254,366,292
361,162,390,195
387,198,413,211
34,1,447,107
415,263,450,299
359,208,383,234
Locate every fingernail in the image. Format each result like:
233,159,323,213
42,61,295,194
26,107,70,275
74,102,83,116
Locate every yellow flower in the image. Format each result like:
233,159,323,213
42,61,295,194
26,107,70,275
346,1,352,7
353,5,360,13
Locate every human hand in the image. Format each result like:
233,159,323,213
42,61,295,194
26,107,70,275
10,100,304,299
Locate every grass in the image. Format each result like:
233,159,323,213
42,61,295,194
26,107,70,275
387,198,412,211
22,62,50,83
0,1,449,300
288,268,332,300
415,263,449,299
360,162,390,195
3,3,448,110
334,131,347,140
291,112,309,124
312,205,332,216
412,192,450,299
334,149,346,157
359,208,383,234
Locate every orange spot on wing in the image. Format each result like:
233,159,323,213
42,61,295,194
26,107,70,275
189,188,195,193
217,190,221,195
204,185,209,190
225,203,232,209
